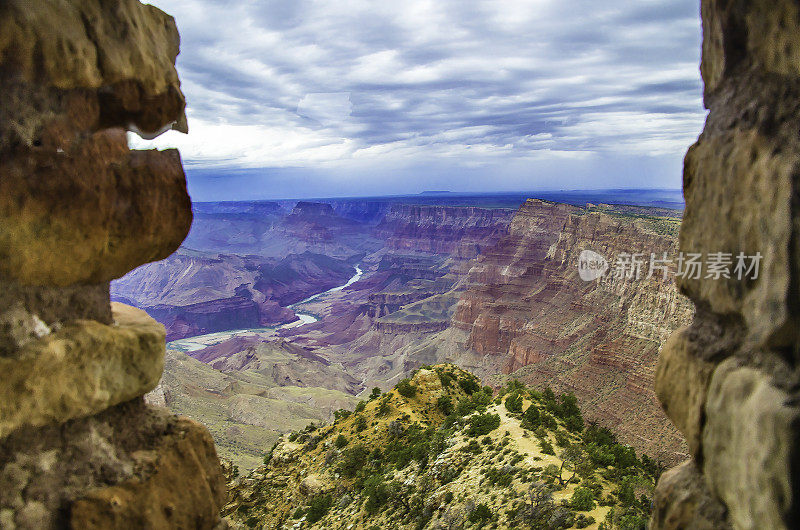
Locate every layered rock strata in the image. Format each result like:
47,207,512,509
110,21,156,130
0,1,224,528
375,204,514,258
652,1,800,528
453,199,693,462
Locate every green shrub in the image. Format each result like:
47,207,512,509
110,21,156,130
558,392,581,418
378,398,391,416
456,397,476,416
397,378,417,398
263,441,278,464
539,439,555,455
641,453,662,480
363,475,391,514
463,439,482,454
437,370,454,388
505,392,523,413
571,487,596,511
523,404,540,428
437,395,454,415
612,444,639,469
584,422,617,447
444,491,454,503
564,414,584,433
335,434,349,449
369,387,382,400
483,466,514,487
554,430,570,447
505,379,526,392
472,389,493,410
355,400,366,413
306,494,333,523
469,503,493,524
334,408,352,421
541,412,557,430
355,415,368,432
466,413,501,437
458,376,481,395
338,445,369,478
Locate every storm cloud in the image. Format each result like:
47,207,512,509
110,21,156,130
134,0,705,199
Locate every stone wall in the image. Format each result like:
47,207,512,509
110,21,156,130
652,1,800,529
0,1,225,528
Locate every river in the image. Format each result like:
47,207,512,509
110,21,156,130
167,264,363,353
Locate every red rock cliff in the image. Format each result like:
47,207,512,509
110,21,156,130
376,204,514,258
453,199,693,463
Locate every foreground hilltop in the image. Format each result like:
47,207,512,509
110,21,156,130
224,365,657,529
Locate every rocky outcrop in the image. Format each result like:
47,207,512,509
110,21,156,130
374,320,450,334
0,1,224,527
278,202,380,253
112,250,356,339
652,2,800,528
0,304,165,438
326,200,392,224
147,296,262,341
375,204,514,258
650,461,731,529
453,199,693,462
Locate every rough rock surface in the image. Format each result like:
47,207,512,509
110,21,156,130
0,0,224,527
652,1,800,528
0,132,192,285
69,417,226,529
650,461,731,530
0,303,165,439
453,199,692,462
0,0,192,287
0,400,224,530
654,327,716,459
375,204,514,258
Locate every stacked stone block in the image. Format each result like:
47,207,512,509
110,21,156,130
0,1,225,528
652,1,800,528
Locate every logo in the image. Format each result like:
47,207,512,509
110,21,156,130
578,250,608,281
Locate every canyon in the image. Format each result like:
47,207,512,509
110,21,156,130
3,1,798,528
114,192,691,471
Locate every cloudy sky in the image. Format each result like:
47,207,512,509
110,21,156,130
134,0,706,200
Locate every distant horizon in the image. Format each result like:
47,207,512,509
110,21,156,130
191,187,685,209
133,0,704,200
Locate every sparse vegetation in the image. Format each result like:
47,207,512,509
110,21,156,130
504,392,523,413
306,494,333,523
397,378,417,398
225,365,658,529
466,413,500,437
437,395,453,415
571,487,596,511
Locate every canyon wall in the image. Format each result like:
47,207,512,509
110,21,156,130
453,199,693,462
0,2,224,528
375,204,514,258
652,1,800,528
112,250,358,339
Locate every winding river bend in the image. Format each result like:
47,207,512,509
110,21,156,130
167,264,363,353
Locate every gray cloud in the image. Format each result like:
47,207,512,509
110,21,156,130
136,0,706,199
